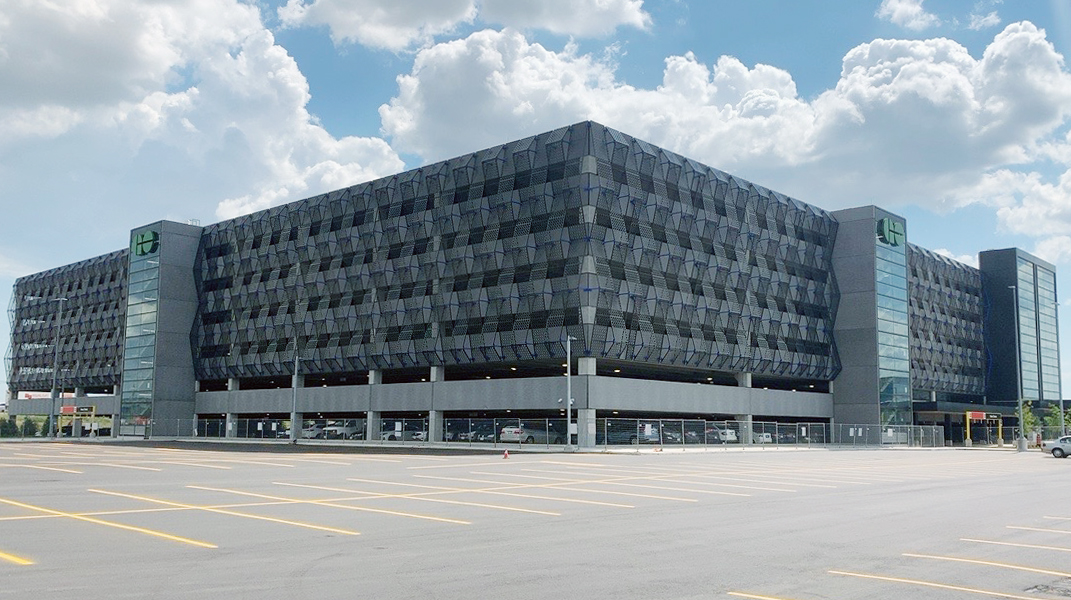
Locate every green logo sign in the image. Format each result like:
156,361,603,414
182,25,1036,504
132,231,160,256
877,218,905,246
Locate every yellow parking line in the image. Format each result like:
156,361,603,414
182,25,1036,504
962,538,1071,553
90,489,360,535
830,569,1041,599
187,485,469,525
20,465,82,474
0,496,216,548
521,468,783,493
416,474,698,502
903,552,1071,578
482,471,752,497
728,593,797,600
0,550,33,566
274,482,561,516
1006,525,1071,535
407,461,523,470
347,476,635,508
158,461,231,470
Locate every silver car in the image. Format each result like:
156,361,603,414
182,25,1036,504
1042,436,1071,458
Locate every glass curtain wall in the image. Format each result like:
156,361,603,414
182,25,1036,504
120,245,160,435
1016,258,1040,401
877,242,911,425
1037,267,1061,402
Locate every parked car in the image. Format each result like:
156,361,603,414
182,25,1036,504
500,424,565,444
597,422,662,445
705,426,738,444
752,432,773,444
299,423,325,439
323,421,364,440
1042,436,1071,458
381,429,425,441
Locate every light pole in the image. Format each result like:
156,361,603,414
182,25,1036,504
290,346,301,443
564,335,575,452
48,297,69,438
1010,285,1027,452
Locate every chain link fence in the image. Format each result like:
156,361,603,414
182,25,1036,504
111,417,947,449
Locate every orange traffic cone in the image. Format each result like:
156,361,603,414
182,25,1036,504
503,449,509,459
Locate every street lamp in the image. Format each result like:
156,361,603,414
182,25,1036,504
564,335,576,452
1010,285,1027,452
48,297,69,438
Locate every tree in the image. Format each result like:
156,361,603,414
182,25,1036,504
20,417,38,438
1021,401,1041,442
1043,404,1068,428
0,418,17,437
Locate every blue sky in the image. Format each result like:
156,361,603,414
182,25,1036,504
2,0,1071,397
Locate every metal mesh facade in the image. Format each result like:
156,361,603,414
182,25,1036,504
191,122,841,381
6,250,129,393
907,244,985,396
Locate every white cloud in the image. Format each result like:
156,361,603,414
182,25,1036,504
277,0,477,52
877,0,941,31
1034,236,1071,265
380,22,1071,261
0,0,403,264
969,11,1001,30
480,0,650,37
932,249,979,268
277,0,651,51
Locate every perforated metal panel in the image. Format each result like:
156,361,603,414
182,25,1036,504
191,122,841,381
907,244,985,396
7,250,128,393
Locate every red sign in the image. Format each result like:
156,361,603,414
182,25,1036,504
59,405,76,415
967,411,986,420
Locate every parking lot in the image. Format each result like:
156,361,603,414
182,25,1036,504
2,442,1070,599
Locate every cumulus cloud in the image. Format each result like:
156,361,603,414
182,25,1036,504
380,22,1071,261
969,11,1001,30
1034,236,1071,265
480,0,650,37
877,0,941,31
278,0,650,51
277,0,477,52
932,249,979,268
0,0,403,235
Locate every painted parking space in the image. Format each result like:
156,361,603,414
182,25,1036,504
3,441,1071,600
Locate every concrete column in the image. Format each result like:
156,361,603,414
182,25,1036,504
430,366,445,382
74,387,86,397
225,413,237,438
735,413,753,445
735,373,752,388
227,378,239,391
577,408,597,448
428,410,443,442
366,411,381,442
111,414,120,438
578,357,596,375
368,370,382,385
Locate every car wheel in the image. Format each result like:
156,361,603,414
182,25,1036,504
1053,448,1066,458
388,434,397,441
553,437,563,444
524,436,535,444
629,435,638,445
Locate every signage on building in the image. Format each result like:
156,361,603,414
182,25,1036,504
877,218,905,246
132,230,160,256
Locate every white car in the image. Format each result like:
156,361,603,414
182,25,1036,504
323,422,364,439
381,430,425,441
1042,435,1071,458
500,425,565,444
